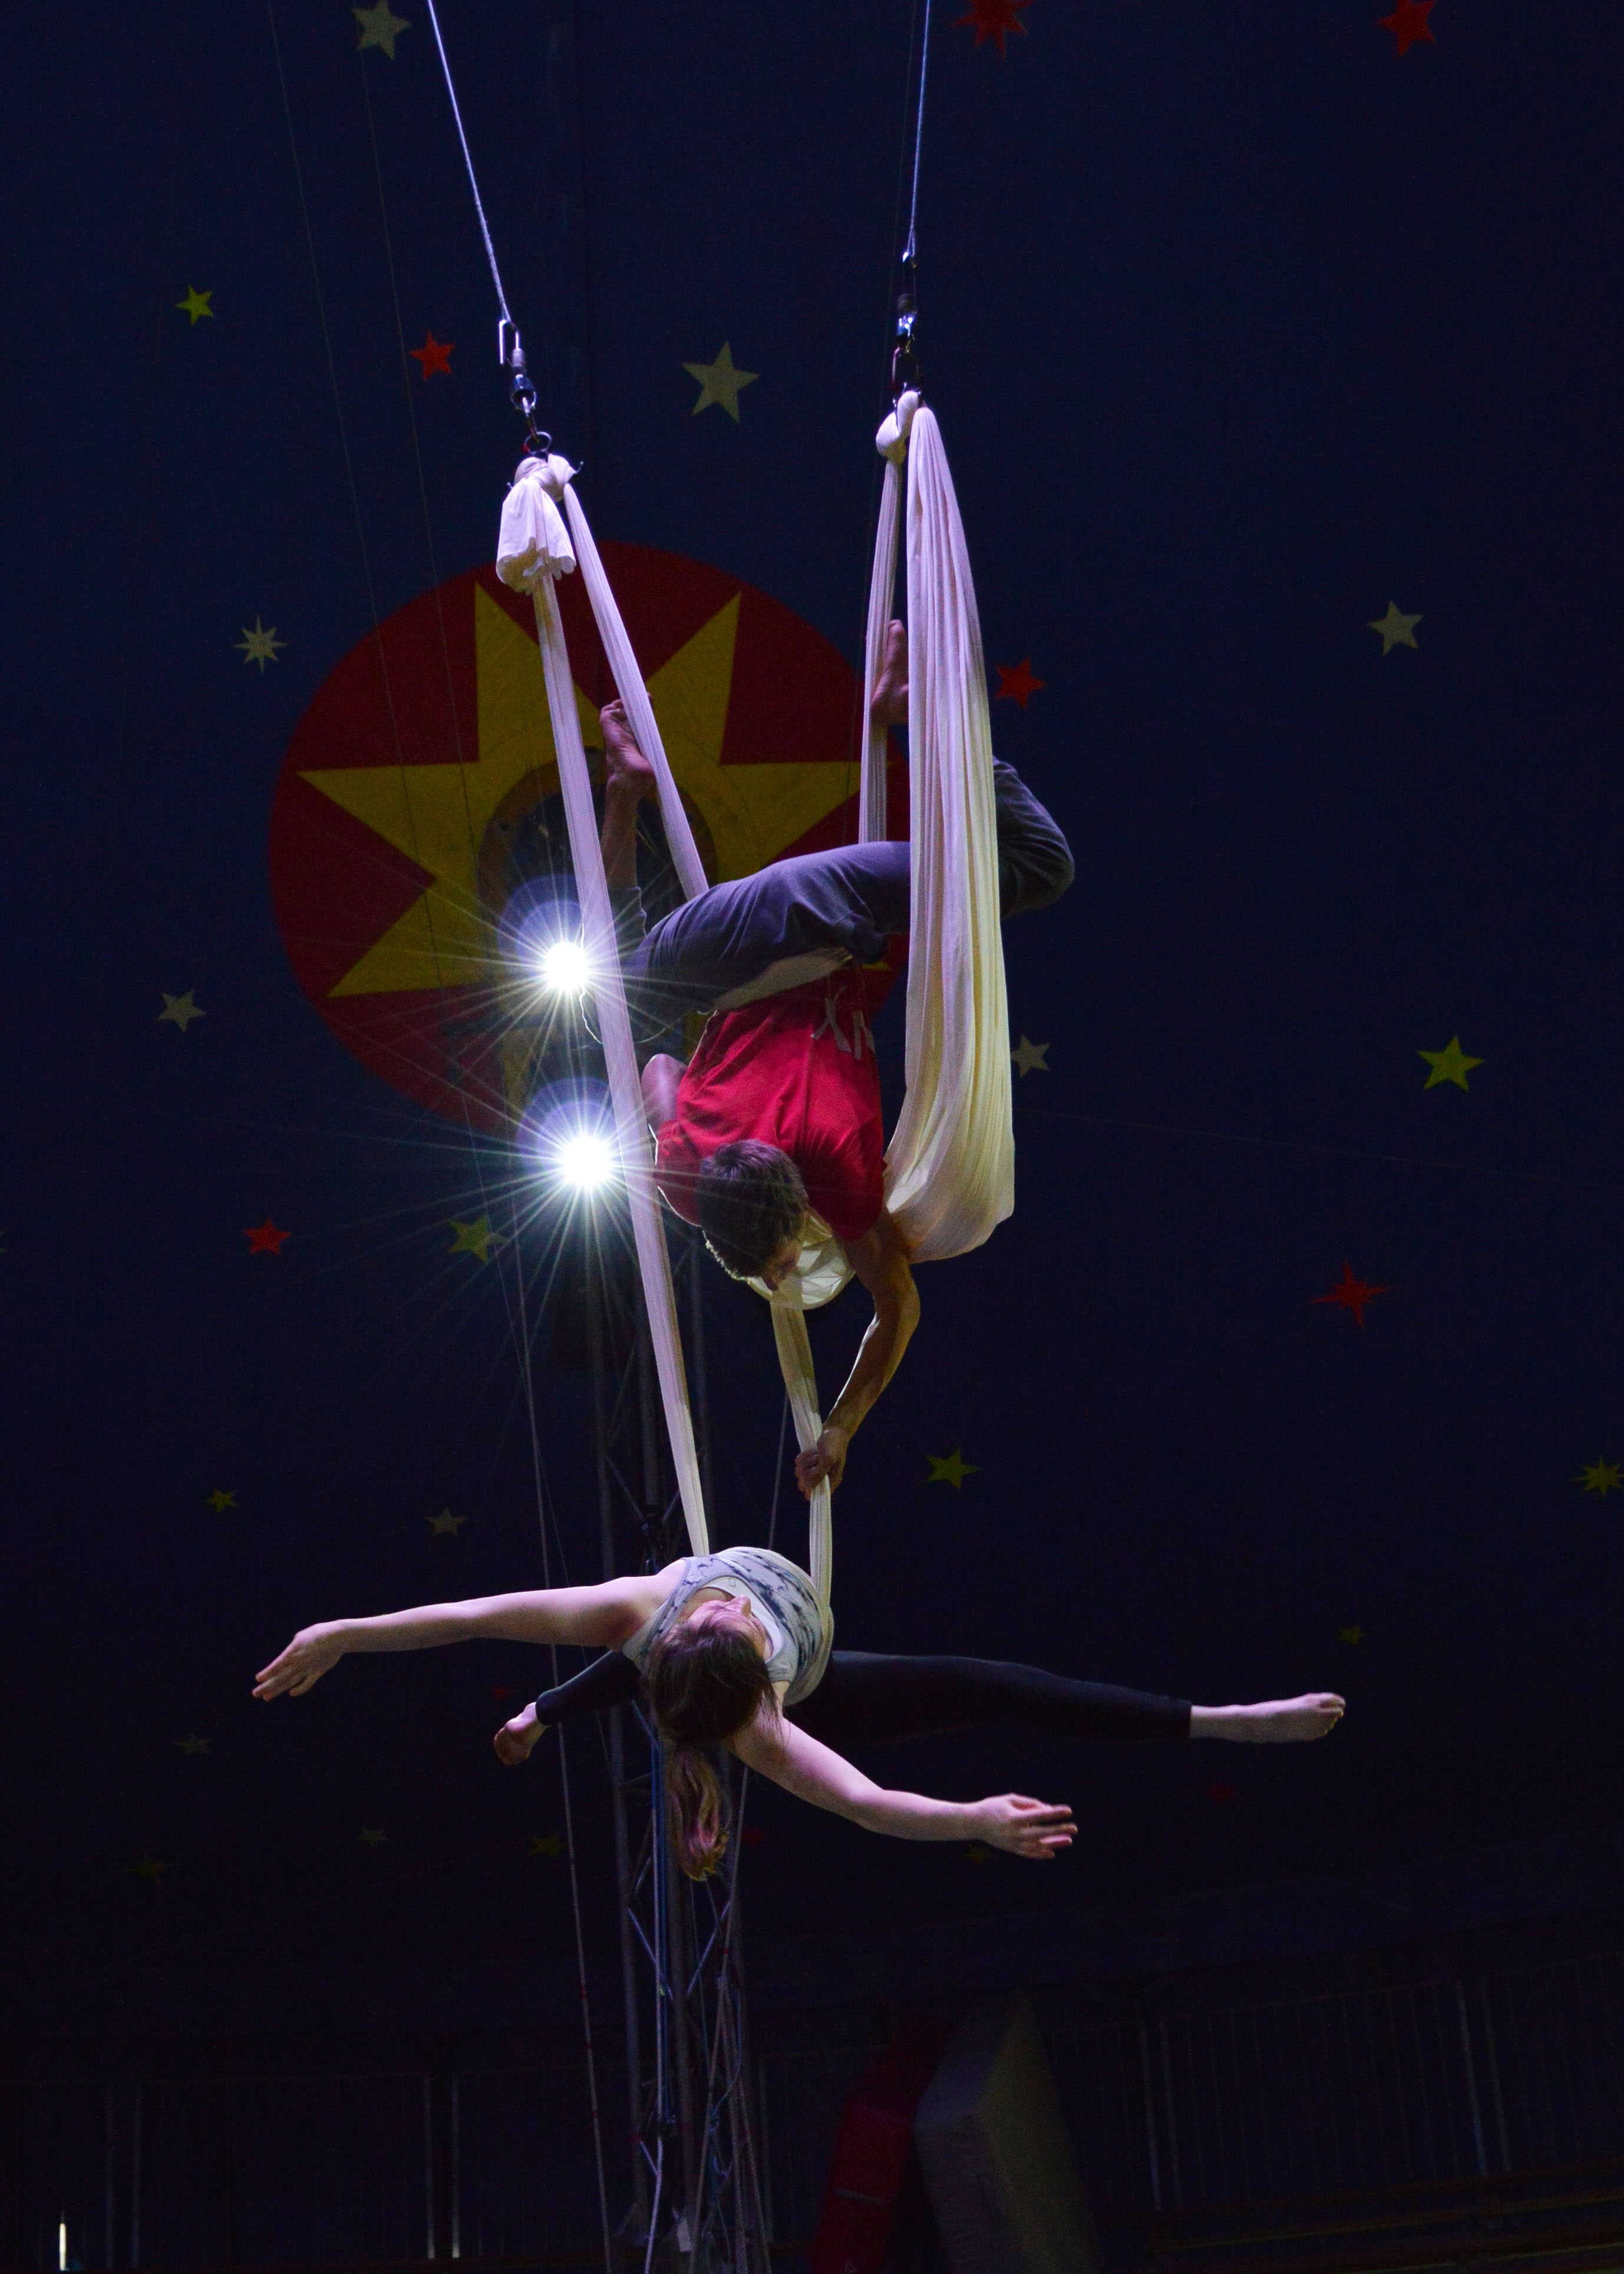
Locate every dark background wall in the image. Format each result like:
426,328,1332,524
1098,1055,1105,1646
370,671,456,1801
4,0,1624,2250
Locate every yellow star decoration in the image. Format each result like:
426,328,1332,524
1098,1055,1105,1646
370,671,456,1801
1369,601,1421,654
684,342,758,421
448,1216,501,1263
206,1489,237,1513
130,1852,169,1884
176,286,213,325
301,585,854,996
926,1449,979,1490
358,1826,388,1846
1418,1036,1483,1091
529,1833,565,1859
1012,1035,1049,1077
176,1736,211,1756
237,617,285,672
427,1508,467,1535
964,1843,993,1865
158,991,204,1031
354,1,410,57
1338,1625,1365,1645
1576,1458,1621,1496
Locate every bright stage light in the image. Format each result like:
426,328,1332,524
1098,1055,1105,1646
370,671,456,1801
536,935,591,996
553,1127,616,1193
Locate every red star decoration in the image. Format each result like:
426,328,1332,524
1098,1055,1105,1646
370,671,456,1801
1313,1261,1389,1329
740,1826,767,1849
1207,1781,1237,1805
244,1219,290,1255
995,658,1046,709
489,1685,514,1703
1378,0,1434,55
955,0,1029,55
411,331,454,379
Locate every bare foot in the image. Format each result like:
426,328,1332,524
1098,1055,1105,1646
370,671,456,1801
1190,1694,1345,1744
599,698,656,798
871,620,908,728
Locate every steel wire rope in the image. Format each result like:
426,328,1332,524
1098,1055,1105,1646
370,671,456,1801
507,1208,615,2273
268,15,615,2260
837,0,934,816
421,0,519,336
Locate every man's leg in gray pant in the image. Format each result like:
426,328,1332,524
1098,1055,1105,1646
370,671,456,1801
628,761,1072,1022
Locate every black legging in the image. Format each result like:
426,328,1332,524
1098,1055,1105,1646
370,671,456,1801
534,1646,1191,1745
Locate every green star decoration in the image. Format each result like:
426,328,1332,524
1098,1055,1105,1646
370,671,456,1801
176,286,213,325
158,991,204,1031
130,1852,169,1884
1369,600,1421,654
529,1833,565,1859
1418,1036,1483,1091
926,1449,979,1489
427,1508,467,1536
358,1826,388,1846
683,342,758,422
1012,1035,1049,1077
176,1736,211,1756
236,618,285,672
447,1216,501,1263
1338,1625,1365,1645
206,1489,237,1513
1576,1458,1621,1496
353,1,410,57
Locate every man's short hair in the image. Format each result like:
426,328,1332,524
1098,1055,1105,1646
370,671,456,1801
695,1141,808,1281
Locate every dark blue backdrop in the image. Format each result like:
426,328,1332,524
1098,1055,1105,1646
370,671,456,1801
5,0,1622,1991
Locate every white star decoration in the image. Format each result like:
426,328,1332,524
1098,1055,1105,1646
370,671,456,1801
236,617,285,672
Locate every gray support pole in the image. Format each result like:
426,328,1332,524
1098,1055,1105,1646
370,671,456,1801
422,2075,435,2262
590,1263,649,2242
128,2092,140,2271
104,2087,114,2274
1454,1980,1488,2177
1137,2020,1163,2215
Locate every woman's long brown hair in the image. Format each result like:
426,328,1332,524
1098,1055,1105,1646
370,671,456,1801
645,1619,777,1879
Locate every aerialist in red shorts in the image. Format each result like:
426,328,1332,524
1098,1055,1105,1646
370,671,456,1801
602,623,1074,1500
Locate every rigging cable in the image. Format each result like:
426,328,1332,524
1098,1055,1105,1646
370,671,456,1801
266,12,610,2265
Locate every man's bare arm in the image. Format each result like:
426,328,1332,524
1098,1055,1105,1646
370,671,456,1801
642,1053,685,1128
794,1208,919,1497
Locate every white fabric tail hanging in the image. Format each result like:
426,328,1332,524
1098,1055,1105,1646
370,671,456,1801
497,453,710,1558
883,402,1014,1256
763,398,1014,1586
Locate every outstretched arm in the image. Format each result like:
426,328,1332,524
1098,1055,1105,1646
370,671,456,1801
731,1712,1075,1860
255,1576,657,1701
796,1207,919,1497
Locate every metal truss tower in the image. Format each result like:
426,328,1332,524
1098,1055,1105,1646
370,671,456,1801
583,1226,773,2271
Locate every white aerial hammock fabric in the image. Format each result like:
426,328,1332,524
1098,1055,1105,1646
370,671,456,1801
497,453,713,1561
494,400,1011,1606
761,394,1014,1546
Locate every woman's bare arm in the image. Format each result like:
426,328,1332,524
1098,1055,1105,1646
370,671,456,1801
730,1713,1075,1860
255,1576,660,1700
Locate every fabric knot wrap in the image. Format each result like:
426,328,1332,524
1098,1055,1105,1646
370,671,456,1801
496,454,579,591
875,388,921,464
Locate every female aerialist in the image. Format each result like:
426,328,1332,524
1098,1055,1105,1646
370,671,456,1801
255,1546,1344,1880
602,622,1075,1503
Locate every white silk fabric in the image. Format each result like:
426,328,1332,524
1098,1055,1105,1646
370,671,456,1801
498,454,710,1557
493,403,1011,1606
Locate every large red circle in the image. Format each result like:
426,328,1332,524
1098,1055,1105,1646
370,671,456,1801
269,550,899,1128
